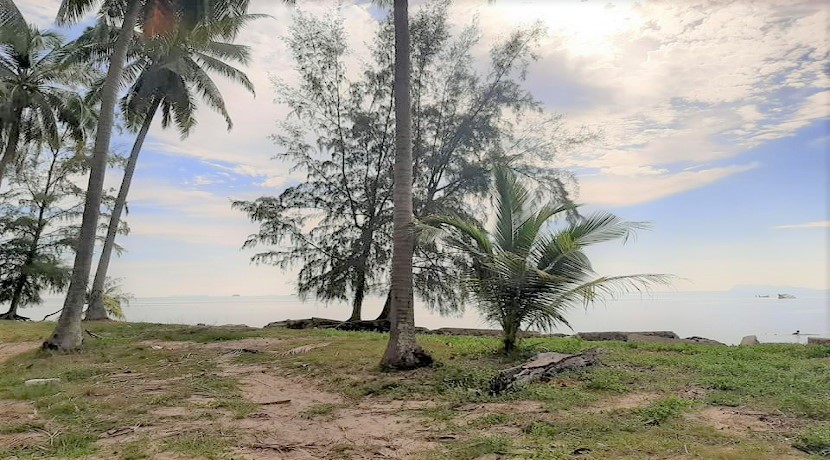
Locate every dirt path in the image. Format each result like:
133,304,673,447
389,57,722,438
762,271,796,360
132,339,440,459
0,341,40,364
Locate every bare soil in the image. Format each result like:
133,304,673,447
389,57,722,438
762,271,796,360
0,341,40,364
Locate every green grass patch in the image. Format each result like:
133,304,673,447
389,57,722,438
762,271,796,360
794,423,830,456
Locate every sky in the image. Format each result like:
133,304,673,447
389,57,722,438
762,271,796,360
18,0,830,297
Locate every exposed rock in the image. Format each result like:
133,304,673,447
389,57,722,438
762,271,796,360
627,334,726,346
426,328,540,338
24,378,61,386
807,337,830,345
264,317,391,332
740,335,760,346
576,331,679,342
684,336,726,346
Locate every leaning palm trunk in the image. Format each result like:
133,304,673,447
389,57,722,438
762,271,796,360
380,0,432,370
0,107,23,191
44,0,142,350
86,99,160,321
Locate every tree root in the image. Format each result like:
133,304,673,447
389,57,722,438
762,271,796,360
490,348,603,395
0,312,30,321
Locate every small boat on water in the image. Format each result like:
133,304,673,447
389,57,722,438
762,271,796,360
778,293,796,299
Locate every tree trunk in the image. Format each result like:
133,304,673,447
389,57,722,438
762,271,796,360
380,0,432,370
85,99,159,321
43,0,142,351
502,313,521,354
348,274,366,322
375,291,391,321
0,107,23,191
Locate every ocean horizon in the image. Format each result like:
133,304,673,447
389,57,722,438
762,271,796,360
18,289,830,346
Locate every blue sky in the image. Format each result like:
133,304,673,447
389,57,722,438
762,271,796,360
19,0,829,296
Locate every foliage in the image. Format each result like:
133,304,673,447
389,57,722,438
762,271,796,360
0,142,89,319
85,277,132,320
0,0,96,184
235,1,594,320
424,166,671,352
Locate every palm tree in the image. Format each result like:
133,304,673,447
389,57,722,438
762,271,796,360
0,0,93,190
380,0,432,369
44,0,255,350
84,16,254,320
425,166,672,353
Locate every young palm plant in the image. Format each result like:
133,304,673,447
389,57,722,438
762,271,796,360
83,13,255,320
424,166,671,353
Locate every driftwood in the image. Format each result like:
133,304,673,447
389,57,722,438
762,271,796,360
490,349,602,395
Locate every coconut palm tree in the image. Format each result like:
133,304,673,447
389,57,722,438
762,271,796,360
424,166,672,353
45,0,257,350
0,0,93,190
380,0,433,369
84,16,254,320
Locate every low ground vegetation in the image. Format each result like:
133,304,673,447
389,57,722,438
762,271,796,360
1,321,828,459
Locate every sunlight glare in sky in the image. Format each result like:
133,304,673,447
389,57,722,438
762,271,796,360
493,1,641,57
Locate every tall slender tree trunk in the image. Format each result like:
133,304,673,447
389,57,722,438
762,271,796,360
85,100,159,321
0,107,23,191
43,0,143,350
381,0,432,370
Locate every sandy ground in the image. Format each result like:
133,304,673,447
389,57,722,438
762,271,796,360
0,337,813,459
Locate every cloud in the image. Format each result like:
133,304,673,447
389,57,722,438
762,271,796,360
452,0,828,205
773,220,830,230
16,0,61,28
579,163,759,207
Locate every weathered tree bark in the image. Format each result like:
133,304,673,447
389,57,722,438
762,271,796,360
380,0,432,370
375,291,391,321
0,106,23,191
43,0,142,351
86,99,160,321
490,349,602,395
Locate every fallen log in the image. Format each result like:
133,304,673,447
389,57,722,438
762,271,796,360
490,349,602,395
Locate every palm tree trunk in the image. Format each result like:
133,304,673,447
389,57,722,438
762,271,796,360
85,99,160,321
0,107,23,191
43,0,142,350
380,0,432,370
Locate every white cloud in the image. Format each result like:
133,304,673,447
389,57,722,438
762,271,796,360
453,0,827,205
579,163,759,207
773,220,830,230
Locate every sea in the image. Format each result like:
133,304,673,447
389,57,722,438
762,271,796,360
18,290,830,346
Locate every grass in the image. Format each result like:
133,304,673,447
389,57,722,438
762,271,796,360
1,320,828,459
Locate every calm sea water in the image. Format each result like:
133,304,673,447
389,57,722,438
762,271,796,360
21,291,830,345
